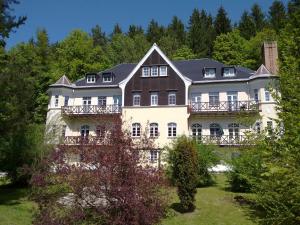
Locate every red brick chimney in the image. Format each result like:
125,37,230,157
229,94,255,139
262,41,278,75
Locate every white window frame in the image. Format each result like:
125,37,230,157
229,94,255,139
142,67,150,77
98,96,107,106
168,92,176,105
150,150,159,162
168,122,177,137
54,95,59,107
150,93,158,106
223,67,235,77
102,74,112,83
133,94,141,106
265,90,270,102
151,66,158,77
132,123,141,137
159,66,167,76
204,68,216,78
150,123,159,137
87,75,96,83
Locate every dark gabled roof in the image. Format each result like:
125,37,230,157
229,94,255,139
254,64,271,76
52,75,72,86
172,59,254,82
75,63,136,87
66,59,256,88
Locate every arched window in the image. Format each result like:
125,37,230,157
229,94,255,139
228,123,239,139
168,123,177,137
132,123,141,137
191,123,202,137
210,123,222,137
80,125,89,137
149,123,159,137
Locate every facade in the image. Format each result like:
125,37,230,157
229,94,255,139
46,43,278,164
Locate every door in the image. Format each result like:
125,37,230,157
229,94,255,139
227,92,238,111
83,97,92,113
113,95,122,113
228,123,239,143
191,93,201,111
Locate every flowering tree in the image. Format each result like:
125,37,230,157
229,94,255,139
31,120,168,225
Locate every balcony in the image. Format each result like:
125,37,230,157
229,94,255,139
188,101,259,116
62,136,112,145
190,135,250,146
61,104,121,117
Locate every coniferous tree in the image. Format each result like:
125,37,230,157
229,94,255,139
112,23,122,36
269,1,287,32
167,16,186,46
238,11,256,40
251,3,266,32
146,19,165,44
90,25,107,47
127,25,144,38
214,6,232,35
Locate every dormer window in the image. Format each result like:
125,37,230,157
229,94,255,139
223,67,235,77
103,73,112,83
204,68,216,78
160,66,167,76
142,67,150,77
86,75,96,83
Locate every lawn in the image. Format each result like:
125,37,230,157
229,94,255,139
0,174,257,225
0,179,36,225
161,174,258,225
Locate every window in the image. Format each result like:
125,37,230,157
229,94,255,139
204,68,216,78
150,150,159,162
150,123,159,137
80,125,89,137
160,66,167,76
228,123,239,140
209,92,219,108
133,94,141,106
150,93,158,106
151,66,158,76
168,92,176,105
61,125,67,138
103,74,112,82
191,124,202,138
132,123,141,137
96,125,106,137
267,121,273,135
142,67,150,77
168,123,177,137
98,96,107,106
265,90,270,102
255,122,261,134
223,68,235,77
254,89,259,102
64,96,69,106
86,75,96,83
83,97,92,105
210,123,222,138
54,95,59,107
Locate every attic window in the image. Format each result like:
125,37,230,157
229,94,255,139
103,74,112,83
223,67,235,77
86,75,96,83
204,68,216,78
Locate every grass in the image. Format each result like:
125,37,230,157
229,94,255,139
0,178,36,225
161,174,258,225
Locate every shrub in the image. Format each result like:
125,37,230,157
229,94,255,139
167,136,199,212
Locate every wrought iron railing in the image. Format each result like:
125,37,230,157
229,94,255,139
61,104,121,116
190,135,250,145
62,136,112,145
189,101,259,114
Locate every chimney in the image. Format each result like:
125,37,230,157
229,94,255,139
262,41,278,75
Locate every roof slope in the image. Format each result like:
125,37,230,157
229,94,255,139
254,64,271,76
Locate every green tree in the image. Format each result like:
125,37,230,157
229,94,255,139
168,136,199,212
167,16,186,46
213,29,248,66
127,25,144,38
251,3,267,32
0,0,26,46
238,11,256,40
146,19,165,43
90,24,107,47
269,0,287,32
172,45,196,60
214,6,232,35
188,9,215,57
111,23,122,36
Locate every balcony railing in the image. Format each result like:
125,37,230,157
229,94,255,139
61,104,121,116
189,101,259,114
190,135,250,146
62,136,112,145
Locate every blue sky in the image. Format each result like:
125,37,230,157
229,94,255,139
6,0,288,49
